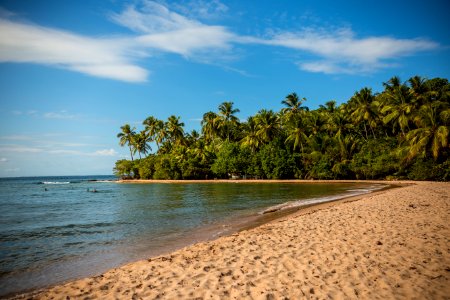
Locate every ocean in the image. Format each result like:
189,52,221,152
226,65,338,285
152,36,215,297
0,176,386,296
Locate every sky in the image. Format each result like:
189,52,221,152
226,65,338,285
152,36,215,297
0,0,449,177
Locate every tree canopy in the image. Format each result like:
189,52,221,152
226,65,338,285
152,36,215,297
115,76,450,181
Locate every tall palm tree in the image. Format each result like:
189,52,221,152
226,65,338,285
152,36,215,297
133,130,152,159
380,83,414,137
240,116,260,153
117,124,136,161
166,115,185,145
382,76,402,92
217,102,240,142
201,111,219,142
186,130,200,145
155,123,169,151
255,109,280,144
319,100,337,113
285,115,308,154
143,116,163,150
406,102,449,161
349,87,379,140
281,93,308,114
323,108,352,139
408,76,428,99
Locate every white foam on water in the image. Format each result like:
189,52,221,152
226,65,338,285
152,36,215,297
260,184,386,214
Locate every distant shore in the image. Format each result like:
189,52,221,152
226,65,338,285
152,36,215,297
10,181,450,299
118,178,412,184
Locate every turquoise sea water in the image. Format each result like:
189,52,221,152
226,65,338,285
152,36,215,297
0,176,386,296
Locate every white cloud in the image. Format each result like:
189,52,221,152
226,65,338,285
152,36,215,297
47,148,118,156
0,18,148,82
136,26,233,56
0,157,8,162
112,1,235,57
111,1,201,34
0,2,441,80
93,149,118,156
173,0,229,20
249,28,438,74
0,145,43,153
0,135,34,141
43,110,78,120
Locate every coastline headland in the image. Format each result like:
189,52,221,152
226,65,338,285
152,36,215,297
9,181,450,299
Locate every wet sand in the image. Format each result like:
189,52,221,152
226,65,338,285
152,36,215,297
9,181,450,299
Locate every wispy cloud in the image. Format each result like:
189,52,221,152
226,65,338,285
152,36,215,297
0,145,43,153
9,109,81,120
0,18,148,82
0,1,441,80
0,157,8,162
0,135,34,141
173,0,229,20
93,149,118,156
43,110,79,120
1,145,118,157
245,27,438,74
111,1,235,57
47,148,118,156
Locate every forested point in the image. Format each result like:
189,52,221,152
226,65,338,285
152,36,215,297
115,76,450,181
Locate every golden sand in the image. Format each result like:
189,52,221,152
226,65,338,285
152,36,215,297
11,181,450,299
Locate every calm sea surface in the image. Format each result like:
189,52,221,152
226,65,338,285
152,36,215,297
0,176,386,296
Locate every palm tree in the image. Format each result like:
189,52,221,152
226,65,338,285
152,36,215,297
240,116,260,152
166,115,185,145
186,130,200,145
155,123,169,151
380,83,415,137
319,100,337,113
255,109,280,144
285,115,308,154
117,124,136,161
409,76,428,99
201,111,219,142
323,108,352,139
133,130,152,159
382,76,402,92
405,102,449,161
143,116,163,150
281,93,308,114
217,102,240,142
349,88,379,140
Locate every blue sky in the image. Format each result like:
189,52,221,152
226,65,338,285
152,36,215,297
0,0,449,177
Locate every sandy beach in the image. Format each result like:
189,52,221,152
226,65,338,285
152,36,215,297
10,181,450,299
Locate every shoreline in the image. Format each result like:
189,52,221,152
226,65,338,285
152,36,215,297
9,181,450,299
118,179,412,184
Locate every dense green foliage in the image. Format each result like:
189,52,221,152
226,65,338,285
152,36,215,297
114,76,450,181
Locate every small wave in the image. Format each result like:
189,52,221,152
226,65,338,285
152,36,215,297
92,180,116,183
260,185,386,214
41,181,70,185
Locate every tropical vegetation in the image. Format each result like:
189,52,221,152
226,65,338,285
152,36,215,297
114,76,450,181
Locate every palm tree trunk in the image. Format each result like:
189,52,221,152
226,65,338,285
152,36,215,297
129,146,134,161
370,125,376,139
363,122,369,140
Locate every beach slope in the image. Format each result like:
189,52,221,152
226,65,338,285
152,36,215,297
12,181,450,299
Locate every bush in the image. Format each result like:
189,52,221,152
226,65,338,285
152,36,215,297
138,156,156,179
407,159,450,181
350,139,399,179
113,159,139,179
152,155,182,180
258,142,297,179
